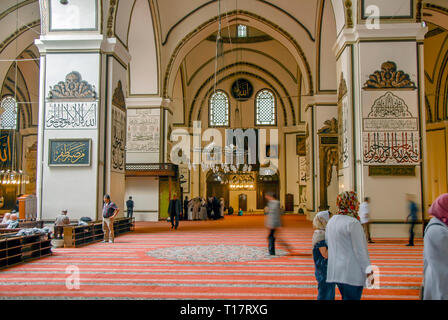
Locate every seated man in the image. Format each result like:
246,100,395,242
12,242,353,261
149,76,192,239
7,214,19,229
54,209,70,239
1,212,11,224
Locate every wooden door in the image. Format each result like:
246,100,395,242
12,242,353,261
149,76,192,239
238,194,247,211
285,193,294,212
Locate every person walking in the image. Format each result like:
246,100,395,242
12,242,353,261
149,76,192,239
359,197,374,243
406,194,419,246
126,196,134,219
312,210,334,300
423,193,448,300
102,194,119,243
183,196,189,220
168,193,182,230
326,191,372,300
265,192,292,255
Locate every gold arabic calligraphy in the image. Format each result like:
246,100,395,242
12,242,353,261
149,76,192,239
53,142,87,164
0,134,11,164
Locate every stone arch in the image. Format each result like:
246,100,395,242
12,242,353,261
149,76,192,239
163,10,314,100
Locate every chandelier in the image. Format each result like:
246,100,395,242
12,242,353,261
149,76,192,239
0,169,29,186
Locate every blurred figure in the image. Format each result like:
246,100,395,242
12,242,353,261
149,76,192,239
200,198,208,220
220,198,225,218
7,214,19,229
423,193,448,300
54,209,70,239
168,193,182,230
1,212,11,224
238,208,243,216
326,191,372,300
183,196,189,220
312,210,334,300
359,197,374,243
406,194,419,246
126,196,134,218
265,192,292,255
228,206,234,215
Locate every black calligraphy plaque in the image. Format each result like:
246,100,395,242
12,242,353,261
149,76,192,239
368,165,415,176
0,131,12,166
49,139,91,166
231,78,253,101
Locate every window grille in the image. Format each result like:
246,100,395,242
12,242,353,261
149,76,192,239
210,90,229,127
0,96,18,129
255,90,276,125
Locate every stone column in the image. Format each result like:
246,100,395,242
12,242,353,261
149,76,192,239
334,16,427,237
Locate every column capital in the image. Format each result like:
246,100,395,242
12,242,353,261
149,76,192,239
125,96,164,108
35,34,105,53
333,23,428,57
101,37,132,66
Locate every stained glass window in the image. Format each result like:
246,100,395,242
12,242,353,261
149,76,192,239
237,25,247,38
0,96,18,129
255,89,276,125
209,90,229,127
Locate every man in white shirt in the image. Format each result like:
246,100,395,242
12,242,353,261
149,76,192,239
359,197,374,243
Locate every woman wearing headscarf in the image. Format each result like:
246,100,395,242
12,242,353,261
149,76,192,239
423,193,448,300
312,210,334,300
325,191,372,300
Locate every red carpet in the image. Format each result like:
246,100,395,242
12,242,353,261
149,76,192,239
0,215,423,300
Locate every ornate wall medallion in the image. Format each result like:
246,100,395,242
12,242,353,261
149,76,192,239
231,78,253,101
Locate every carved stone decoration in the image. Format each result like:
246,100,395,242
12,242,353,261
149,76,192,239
337,74,349,169
107,0,117,38
24,142,37,195
39,0,48,35
111,107,126,172
363,61,416,90
344,0,353,28
416,0,423,23
317,118,338,134
318,120,338,211
48,71,97,99
112,80,126,111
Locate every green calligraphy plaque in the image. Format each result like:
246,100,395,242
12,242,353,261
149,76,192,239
49,139,91,166
368,165,415,176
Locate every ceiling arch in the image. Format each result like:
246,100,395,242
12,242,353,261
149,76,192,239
196,71,288,127
189,63,294,127
163,10,314,101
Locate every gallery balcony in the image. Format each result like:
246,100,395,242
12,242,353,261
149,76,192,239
125,163,178,177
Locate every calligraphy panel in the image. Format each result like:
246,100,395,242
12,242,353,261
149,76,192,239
179,166,190,193
0,131,12,166
111,107,126,172
45,101,97,129
49,139,91,166
127,109,160,153
363,131,419,165
362,91,420,165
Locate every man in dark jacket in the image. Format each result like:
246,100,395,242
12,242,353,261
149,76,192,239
183,196,189,220
168,193,182,230
126,196,134,218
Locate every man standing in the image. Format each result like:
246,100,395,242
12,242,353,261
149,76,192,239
359,197,374,243
168,193,181,230
54,209,70,239
126,196,134,218
406,194,419,246
183,196,189,220
102,194,119,243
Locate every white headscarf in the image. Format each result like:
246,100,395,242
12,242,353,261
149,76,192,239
312,210,330,246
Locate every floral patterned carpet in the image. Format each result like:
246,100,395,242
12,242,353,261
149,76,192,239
0,215,423,300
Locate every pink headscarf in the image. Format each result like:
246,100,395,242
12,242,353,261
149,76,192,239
428,193,448,226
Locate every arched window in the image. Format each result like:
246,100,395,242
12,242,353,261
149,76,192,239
209,90,229,127
255,89,276,125
0,96,18,130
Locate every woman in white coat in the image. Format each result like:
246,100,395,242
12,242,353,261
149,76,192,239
423,193,448,300
326,191,372,300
